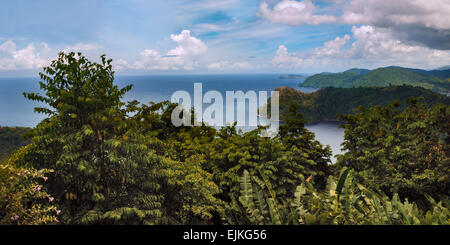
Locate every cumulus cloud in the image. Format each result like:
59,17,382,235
129,30,208,71
345,25,450,66
259,0,336,25
0,40,49,70
341,0,450,30
113,58,131,71
272,45,303,68
273,25,450,69
314,34,350,57
260,0,450,50
340,0,450,49
167,30,207,56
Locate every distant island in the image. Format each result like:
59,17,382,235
300,66,450,95
279,74,308,79
269,85,450,124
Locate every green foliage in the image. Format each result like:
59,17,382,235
234,170,285,225
336,99,449,203
18,52,221,224
302,69,367,88
234,167,450,225
277,103,331,190
2,52,447,226
131,99,332,216
0,145,58,225
273,85,449,124
19,52,161,224
0,126,31,160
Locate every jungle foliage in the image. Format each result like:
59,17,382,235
0,127,31,160
336,99,449,204
1,53,448,225
272,86,450,124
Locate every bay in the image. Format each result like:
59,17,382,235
0,74,343,162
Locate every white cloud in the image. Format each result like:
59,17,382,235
207,60,252,70
129,30,208,71
193,17,240,35
272,25,450,70
0,40,16,53
272,45,303,68
0,40,49,70
314,34,350,57
62,43,102,53
261,0,450,30
345,25,450,67
134,49,189,70
260,0,450,50
341,0,450,30
113,58,131,71
167,30,207,56
182,0,240,11
194,23,226,33
340,0,450,49
259,0,337,25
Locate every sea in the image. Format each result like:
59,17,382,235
0,74,344,162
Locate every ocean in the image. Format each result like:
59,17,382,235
0,74,344,161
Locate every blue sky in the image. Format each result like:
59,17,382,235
1,0,449,76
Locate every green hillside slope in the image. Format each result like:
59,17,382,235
301,66,450,94
272,85,450,124
0,126,31,160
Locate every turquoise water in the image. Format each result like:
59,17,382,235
0,74,343,161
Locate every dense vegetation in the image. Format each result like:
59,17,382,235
271,86,450,124
337,99,449,203
301,66,450,94
1,53,448,225
0,127,31,160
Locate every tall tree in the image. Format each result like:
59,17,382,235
19,52,221,224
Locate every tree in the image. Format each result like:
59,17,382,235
336,99,449,204
19,52,221,224
277,103,332,190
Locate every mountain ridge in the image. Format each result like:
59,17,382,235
301,66,450,95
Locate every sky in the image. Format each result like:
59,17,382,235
1,0,450,76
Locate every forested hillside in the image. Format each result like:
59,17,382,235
0,127,31,160
301,66,450,94
272,85,450,124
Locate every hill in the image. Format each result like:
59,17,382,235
272,85,450,124
301,66,450,94
343,68,370,75
279,74,308,79
436,65,450,71
300,68,368,88
0,126,31,160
